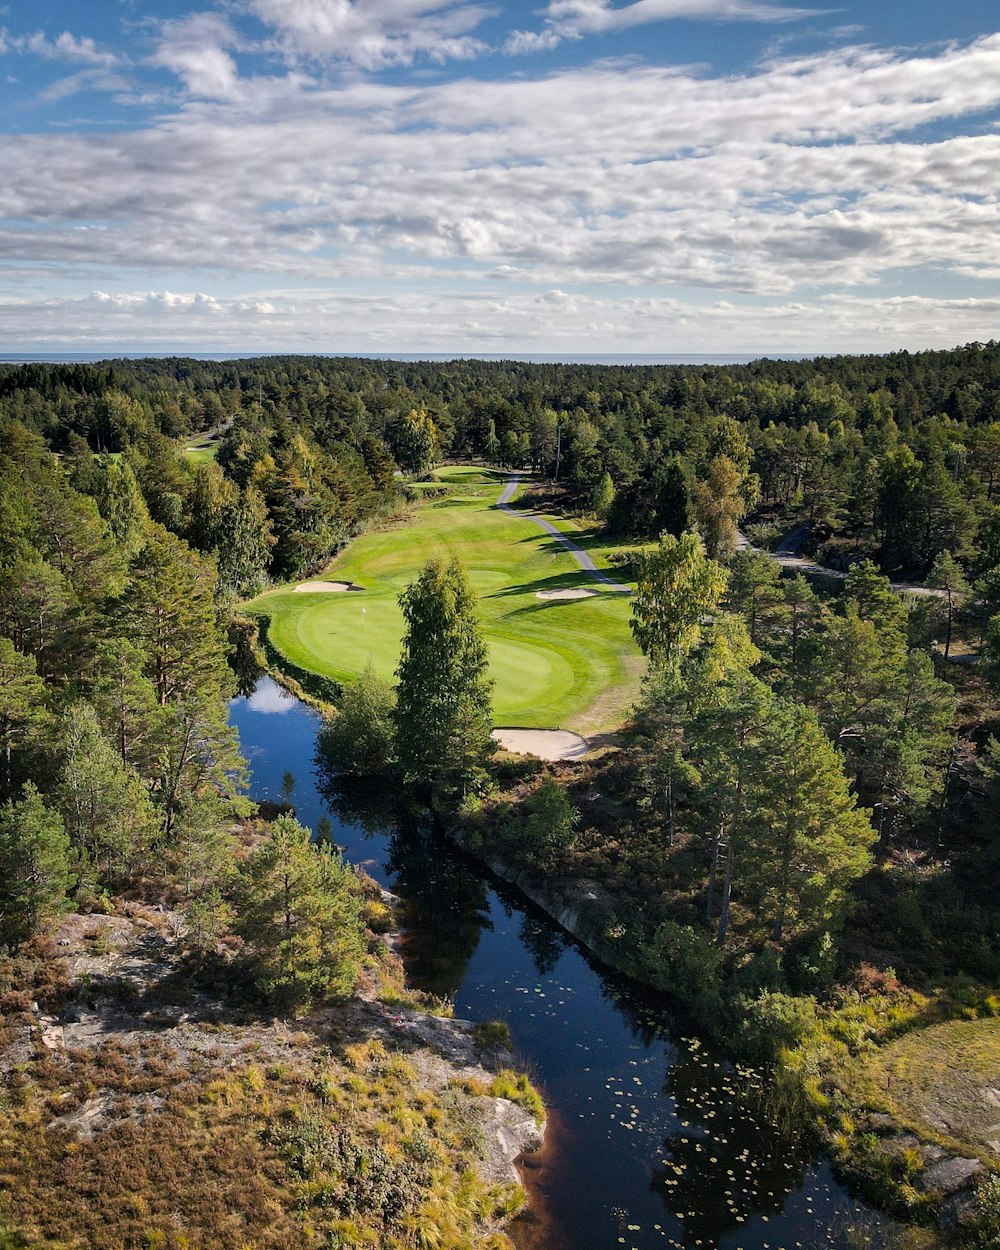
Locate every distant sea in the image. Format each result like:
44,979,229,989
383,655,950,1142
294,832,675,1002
0,351,815,367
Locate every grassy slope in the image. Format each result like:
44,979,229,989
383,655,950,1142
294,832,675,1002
247,467,644,733
840,1017,1000,1163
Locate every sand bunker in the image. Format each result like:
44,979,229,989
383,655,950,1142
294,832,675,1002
536,588,597,601
492,728,590,762
294,581,359,593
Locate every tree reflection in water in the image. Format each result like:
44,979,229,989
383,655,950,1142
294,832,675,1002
653,1042,815,1245
386,821,493,1000
316,769,493,1000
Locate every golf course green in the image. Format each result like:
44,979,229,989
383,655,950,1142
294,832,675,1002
246,467,644,733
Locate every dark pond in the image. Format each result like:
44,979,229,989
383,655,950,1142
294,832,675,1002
230,677,897,1250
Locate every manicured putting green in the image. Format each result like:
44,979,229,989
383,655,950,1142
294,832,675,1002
247,467,644,732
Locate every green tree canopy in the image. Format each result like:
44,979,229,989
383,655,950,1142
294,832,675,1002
630,530,728,674
0,783,76,945
235,813,365,1013
394,556,494,801
318,663,396,777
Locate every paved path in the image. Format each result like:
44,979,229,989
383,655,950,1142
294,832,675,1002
496,474,631,593
737,526,947,600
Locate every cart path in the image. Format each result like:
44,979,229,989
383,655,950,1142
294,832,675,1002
737,526,948,599
496,474,630,593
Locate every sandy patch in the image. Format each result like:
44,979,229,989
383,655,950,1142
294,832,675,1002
492,728,590,762
294,581,359,593
536,588,597,601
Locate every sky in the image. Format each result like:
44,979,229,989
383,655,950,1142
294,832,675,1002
0,0,999,356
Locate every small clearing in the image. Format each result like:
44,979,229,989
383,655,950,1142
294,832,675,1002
293,580,360,593
493,727,590,762
855,1018,1000,1160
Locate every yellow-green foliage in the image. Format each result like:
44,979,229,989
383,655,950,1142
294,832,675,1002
760,973,1000,1228
487,1070,544,1126
0,1034,523,1250
362,900,397,934
471,1020,512,1053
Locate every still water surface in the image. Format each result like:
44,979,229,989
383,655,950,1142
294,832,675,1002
230,677,894,1250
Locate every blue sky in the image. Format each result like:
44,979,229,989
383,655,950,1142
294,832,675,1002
1,0,999,354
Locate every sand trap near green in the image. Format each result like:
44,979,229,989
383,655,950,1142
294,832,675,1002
247,467,643,733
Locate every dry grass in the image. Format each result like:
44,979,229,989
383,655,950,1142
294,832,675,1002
0,911,533,1250
843,1018,1000,1164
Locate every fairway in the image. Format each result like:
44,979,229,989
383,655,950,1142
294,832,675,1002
247,467,644,732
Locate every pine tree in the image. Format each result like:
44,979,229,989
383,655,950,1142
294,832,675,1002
0,639,50,799
691,661,774,946
122,525,233,706
92,640,167,777
0,559,73,681
926,550,969,659
725,547,788,654
0,783,76,945
156,691,245,840
748,702,875,944
653,457,690,536
394,557,494,800
235,813,365,1013
57,702,155,878
779,573,819,675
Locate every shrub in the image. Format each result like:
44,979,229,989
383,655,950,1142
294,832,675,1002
740,992,820,1062
498,776,579,863
317,664,396,776
488,1070,544,1125
637,918,724,1019
973,1174,1000,1250
472,1020,512,1053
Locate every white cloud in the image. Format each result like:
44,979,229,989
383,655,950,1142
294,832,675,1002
2,30,1000,348
0,27,119,67
2,286,998,355
503,28,562,54
40,67,134,103
509,0,815,52
151,12,243,99
245,0,491,69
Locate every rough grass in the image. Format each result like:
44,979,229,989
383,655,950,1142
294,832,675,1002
246,467,644,733
0,1042,520,1250
842,1018,1000,1163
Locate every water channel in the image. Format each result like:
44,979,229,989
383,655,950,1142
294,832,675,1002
230,677,896,1250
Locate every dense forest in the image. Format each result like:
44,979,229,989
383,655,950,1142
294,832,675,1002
5,342,1000,582
3,343,1000,1246
0,365,540,1250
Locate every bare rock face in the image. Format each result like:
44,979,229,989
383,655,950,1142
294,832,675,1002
920,1156,984,1195
938,1188,985,1233
481,1098,544,1186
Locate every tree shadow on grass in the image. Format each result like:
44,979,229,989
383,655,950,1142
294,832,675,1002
488,570,603,599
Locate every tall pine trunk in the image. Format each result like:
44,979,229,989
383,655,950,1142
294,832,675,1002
716,841,735,946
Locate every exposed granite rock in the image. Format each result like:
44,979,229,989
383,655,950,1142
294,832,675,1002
938,1188,984,1232
920,1156,984,1195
